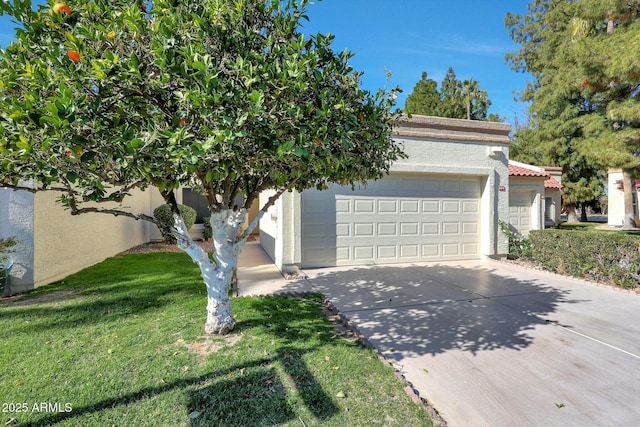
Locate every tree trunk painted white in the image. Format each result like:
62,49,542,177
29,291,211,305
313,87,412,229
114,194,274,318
171,207,264,334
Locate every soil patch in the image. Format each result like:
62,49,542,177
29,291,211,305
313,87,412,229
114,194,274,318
0,290,79,306
119,235,257,255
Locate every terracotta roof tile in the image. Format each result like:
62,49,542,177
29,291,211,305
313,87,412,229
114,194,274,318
508,164,549,178
544,176,563,189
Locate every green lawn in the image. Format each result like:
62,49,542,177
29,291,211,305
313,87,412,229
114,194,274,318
557,221,601,230
0,253,434,427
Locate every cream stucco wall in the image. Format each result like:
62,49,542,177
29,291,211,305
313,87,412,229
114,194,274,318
607,169,640,227
261,115,511,271
509,177,546,233
608,170,625,227
545,167,563,226
31,189,153,289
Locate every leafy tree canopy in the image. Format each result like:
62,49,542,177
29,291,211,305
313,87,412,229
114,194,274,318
0,0,404,333
506,0,640,224
404,67,499,121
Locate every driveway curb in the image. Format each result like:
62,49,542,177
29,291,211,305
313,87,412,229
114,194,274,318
322,297,448,427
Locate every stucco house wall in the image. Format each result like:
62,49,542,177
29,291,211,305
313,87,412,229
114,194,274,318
1,186,154,295
607,169,640,227
544,167,563,226
260,115,511,271
509,176,545,233
507,161,563,234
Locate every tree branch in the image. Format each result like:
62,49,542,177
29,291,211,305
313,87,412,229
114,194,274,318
0,183,69,193
70,206,156,223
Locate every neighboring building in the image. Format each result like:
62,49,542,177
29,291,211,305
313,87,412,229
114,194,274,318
9,115,576,293
607,169,640,227
1,181,260,296
543,167,563,227
507,161,562,235
259,115,511,272
0,186,159,295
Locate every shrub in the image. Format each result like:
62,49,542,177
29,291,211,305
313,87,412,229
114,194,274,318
0,236,17,264
153,204,197,243
529,230,640,289
499,220,532,259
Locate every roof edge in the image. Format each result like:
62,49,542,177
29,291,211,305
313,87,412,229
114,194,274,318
392,114,511,145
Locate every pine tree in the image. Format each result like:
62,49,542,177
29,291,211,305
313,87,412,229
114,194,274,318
404,68,492,121
507,0,640,225
404,72,441,116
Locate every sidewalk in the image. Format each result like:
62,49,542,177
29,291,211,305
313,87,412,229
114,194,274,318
236,241,310,296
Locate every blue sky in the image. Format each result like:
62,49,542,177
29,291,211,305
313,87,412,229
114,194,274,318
0,0,532,122
301,0,532,121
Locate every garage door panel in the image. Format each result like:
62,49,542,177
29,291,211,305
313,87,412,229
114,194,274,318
509,192,533,234
303,198,328,214
378,246,397,259
421,244,439,257
442,222,460,234
422,222,439,234
302,223,328,239
378,200,397,213
378,223,397,236
353,199,374,213
422,200,440,212
354,223,374,236
400,200,419,213
302,175,481,266
336,223,350,237
462,222,479,234
335,199,350,212
463,243,479,255
400,222,419,236
354,246,374,260
400,245,419,258
463,201,479,213
442,243,461,256
442,180,461,193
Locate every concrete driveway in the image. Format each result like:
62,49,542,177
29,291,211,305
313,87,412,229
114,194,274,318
259,258,640,427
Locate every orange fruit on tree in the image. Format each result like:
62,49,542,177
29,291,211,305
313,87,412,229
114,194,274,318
67,50,81,63
180,118,187,126
53,3,72,15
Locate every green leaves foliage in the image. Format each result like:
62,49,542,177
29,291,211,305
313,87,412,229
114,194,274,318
0,0,403,214
404,68,494,121
506,0,640,220
529,229,640,289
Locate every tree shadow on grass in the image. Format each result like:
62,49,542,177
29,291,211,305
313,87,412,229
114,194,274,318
0,254,204,333
12,296,341,427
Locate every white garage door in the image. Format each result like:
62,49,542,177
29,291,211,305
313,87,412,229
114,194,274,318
301,175,481,267
509,192,533,235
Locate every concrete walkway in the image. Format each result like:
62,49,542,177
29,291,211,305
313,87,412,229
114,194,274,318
237,243,640,426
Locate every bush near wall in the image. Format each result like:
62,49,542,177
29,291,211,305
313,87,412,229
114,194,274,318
153,204,197,244
529,230,640,289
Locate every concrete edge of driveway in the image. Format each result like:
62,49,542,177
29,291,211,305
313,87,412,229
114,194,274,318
319,296,450,427
242,289,450,427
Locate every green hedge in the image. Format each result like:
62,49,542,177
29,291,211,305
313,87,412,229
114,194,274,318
529,230,640,289
153,204,197,243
